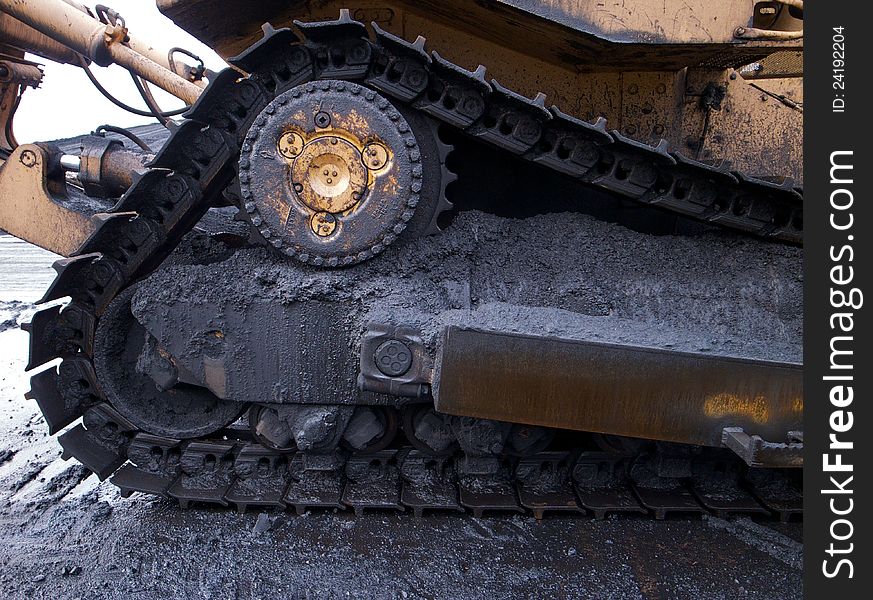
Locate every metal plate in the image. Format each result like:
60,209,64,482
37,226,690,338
434,327,802,453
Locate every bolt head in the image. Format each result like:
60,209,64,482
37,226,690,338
278,131,304,160
311,211,337,237
374,339,413,377
19,149,37,167
362,143,389,171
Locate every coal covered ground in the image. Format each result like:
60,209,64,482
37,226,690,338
0,233,802,599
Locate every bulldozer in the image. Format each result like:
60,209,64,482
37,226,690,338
0,0,803,518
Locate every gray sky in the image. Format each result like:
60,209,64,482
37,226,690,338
14,0,226,143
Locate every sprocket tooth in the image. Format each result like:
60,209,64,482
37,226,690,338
433,130,453,164
423,165,456,236
58,403,136,480
149,120,235,188
26,357,98,435
294,10,371,80
39,253,124,313
441,166,459,185
24,303,95,370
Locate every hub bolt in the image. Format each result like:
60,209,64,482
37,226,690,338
374,339,413,377
311,211,337,237
315,111,331,128
363,142,389,171
278,131,305,160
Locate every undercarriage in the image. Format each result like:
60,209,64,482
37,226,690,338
2,3,803,520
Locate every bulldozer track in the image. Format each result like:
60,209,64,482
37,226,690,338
23,11,802,520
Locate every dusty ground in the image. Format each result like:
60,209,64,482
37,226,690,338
0,232,803,599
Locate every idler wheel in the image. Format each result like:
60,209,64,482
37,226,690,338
93,288,246,439
239,80,434,266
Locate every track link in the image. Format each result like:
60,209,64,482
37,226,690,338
24,10,803,520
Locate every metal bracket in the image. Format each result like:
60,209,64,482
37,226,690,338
358,324,431,398
722,427,803,468
0,144,97,255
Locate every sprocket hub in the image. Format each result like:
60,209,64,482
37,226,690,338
239,80,428,266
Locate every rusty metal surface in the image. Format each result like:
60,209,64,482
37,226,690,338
682,68,802,181
158,0,801,68
0,145,96,256
240,80,428,264
157,1,803,181
0,0,202,103
0,10,82,64
14,10,805,519
434,327,802,451
76,136,153,197
495,0,788,45
722,427,803,468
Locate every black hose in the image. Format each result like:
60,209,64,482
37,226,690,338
93,124,152,153
76,54,189,119
130,73,171,127
168,47,206,82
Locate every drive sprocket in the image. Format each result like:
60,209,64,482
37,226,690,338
239,80,447,266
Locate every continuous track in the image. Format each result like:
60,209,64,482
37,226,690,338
23,11,803,520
